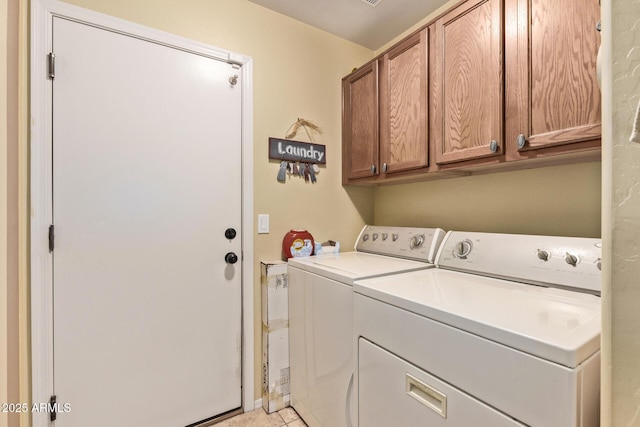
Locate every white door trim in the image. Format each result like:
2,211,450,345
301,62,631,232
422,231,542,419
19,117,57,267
29,0,254,424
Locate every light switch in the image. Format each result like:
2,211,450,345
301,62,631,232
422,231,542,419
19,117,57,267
258,214,270,234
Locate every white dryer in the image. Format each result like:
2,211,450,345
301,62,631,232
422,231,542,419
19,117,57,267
288,225,445,427
354,231,602,427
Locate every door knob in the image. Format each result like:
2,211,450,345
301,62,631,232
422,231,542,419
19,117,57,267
225,228,237,239
225,252,238,264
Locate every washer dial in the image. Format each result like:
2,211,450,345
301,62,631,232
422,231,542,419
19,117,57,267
453,240,473,259
410,234,425,250
565,252,579,267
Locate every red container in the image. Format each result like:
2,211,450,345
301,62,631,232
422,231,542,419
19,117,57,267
282,229,314,259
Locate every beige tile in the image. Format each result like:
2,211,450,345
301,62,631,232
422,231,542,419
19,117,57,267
215,409,285,427
278,407,299,423
286,419,308,427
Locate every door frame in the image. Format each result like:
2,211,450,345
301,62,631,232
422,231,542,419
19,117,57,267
29,0,255,424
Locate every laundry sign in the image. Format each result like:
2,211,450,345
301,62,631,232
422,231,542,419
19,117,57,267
268,138,326,164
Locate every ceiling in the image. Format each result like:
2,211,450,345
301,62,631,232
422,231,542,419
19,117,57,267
248,0,450,50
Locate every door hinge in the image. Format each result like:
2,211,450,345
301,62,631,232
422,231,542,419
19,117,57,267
48,224,55,252
48,52,55,79
49,395,57,421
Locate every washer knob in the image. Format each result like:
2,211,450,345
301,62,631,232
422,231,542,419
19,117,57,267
453,240,472,259
565,252,579,267
596,258,602,271
537,249,550,262
410,234,425,250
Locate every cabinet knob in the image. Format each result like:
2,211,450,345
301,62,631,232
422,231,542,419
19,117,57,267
489,140,499,153
370,165,377,174
382,163,388,173
596,20,601,32
516,134,527,149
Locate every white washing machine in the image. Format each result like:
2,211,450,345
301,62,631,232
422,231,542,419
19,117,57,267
288,225,446,427
354,231,602,427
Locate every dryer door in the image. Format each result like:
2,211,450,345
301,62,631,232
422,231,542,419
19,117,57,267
358,338,525,427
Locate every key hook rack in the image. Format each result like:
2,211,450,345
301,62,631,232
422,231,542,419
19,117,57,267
270,118,326,184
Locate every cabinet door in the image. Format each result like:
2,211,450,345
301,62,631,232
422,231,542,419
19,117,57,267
505,0,601,157
342,61,379,182
433,0,504,165
380,29,428,174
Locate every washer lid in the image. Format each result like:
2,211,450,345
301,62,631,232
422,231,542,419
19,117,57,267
353,268,601,368
288,252,434,285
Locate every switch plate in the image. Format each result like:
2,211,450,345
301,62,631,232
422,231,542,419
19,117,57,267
258,214,270,234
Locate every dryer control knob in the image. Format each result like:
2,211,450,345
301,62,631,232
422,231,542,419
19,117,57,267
392,233,399,242
362,234,370,241
565,252,579,267
596,258,602,271
372,233,379,241
537,249,550,261
453,240,473,259
410,234,425,250
382,233,389,241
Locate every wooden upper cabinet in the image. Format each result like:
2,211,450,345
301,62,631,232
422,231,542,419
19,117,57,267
433,0,504,165
379,29,428,174
505,0,601,158
341,0,601,185
342,61,379,183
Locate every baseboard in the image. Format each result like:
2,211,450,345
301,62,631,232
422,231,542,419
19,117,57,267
254,398,262,410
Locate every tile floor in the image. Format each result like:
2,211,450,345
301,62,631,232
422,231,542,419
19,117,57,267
215,407,308,427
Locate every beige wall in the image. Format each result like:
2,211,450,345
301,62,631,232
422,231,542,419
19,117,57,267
48,0,375,404
2,0,20,425
601,0,640,424
1,0,10,423
374,162,602,237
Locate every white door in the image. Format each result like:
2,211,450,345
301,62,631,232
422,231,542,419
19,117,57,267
52,17,242,426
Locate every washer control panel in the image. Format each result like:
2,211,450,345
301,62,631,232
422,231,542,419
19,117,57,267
355,225,446,263
437,231,602,294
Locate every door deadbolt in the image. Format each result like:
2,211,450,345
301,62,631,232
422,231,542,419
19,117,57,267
225,228,237,239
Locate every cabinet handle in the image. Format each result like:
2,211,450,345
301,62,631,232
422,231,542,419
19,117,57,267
370,165,376,174
516,134,527,149
382,163,388,173
489,140,499,153
406,373,447,418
